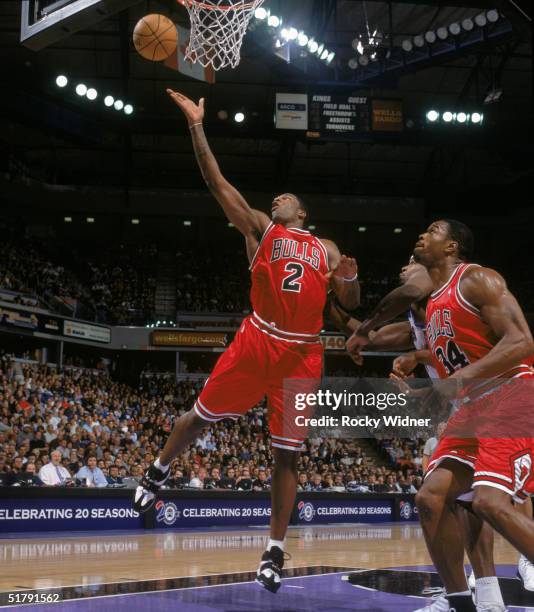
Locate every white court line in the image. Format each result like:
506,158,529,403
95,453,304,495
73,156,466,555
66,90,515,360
286,586,304,589
350,585,377,592
2,571,352,608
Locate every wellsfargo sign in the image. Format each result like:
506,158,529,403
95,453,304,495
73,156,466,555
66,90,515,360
151,331,228,348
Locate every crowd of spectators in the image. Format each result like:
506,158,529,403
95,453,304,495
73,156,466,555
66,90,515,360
175,249,250,314
83,244,158,325
0,237,158,325
0,355,425,493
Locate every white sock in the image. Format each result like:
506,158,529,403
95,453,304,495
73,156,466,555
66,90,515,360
154,458,170,472
267,538,285,552
475,577,504,606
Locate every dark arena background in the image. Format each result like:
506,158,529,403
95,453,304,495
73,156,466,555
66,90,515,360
0,0,533,611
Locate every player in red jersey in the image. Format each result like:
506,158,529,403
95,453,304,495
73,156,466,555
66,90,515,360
133,90,360,593
410,219,534,612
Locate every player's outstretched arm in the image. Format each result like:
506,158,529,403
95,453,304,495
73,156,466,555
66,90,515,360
346,264,432,358
450,267,534,382
166,89,270,238
321,240,359,310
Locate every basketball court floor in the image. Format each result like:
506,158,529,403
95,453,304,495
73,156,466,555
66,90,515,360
1,524,533,611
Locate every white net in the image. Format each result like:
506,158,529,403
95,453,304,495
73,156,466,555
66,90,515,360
179,0,265,70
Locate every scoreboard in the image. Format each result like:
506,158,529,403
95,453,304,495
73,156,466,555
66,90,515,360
276,92,403,140
308,94,371,137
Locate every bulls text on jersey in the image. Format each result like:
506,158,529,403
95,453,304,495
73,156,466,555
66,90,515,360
270,238,321,271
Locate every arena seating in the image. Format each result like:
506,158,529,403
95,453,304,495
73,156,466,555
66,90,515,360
0,354,424,493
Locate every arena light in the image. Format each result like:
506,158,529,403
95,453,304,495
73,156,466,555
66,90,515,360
56,75,68,88
449,22,461,36
64,216,72,223
354,38,365,55
308,225,316,231
348,57,359,70
280,28,290,40
436,27,448,40
442,111,454,122
183,220,192,226
413,35,425,48
471,112,483,124
267,14,280,28
131,218,140,225
86,88,98,101
320,48,329,60
86,217,95,223
474,13,487,28
456,112,468,123
308,39,319,53
326,51,335,64
425,31,436,44
124,104,134,115
228,222,234,228
401,39,413,52
254,7,267,20
358,55,369,66
287,27,298,41
358,226,367,232
426,110,439,122
75,83,87,96
316,43,325,56
486,9,499,23
297,31,308,46
234,112,245,123
104,95,114,107
114,99,124,111
217,109,228,120
462,18,474,32
394,228,403,234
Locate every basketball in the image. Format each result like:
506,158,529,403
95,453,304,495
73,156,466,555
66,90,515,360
133,14,178,62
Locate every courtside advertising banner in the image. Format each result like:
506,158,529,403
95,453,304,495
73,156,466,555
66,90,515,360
0,498,142,532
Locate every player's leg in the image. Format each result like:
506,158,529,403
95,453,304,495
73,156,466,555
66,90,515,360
256,341,323,593
415,459,476,612
458,505,505,611
517,496,534,590
134,318,267,512
255,445,300,593
270,446,300,541
472,486,534,561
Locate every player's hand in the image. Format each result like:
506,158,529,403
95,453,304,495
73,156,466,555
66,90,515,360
392,353,418,378
346,331,369,365
333,255,358,280
166,89,205,126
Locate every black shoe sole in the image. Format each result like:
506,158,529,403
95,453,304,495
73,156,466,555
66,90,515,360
133,490,157,514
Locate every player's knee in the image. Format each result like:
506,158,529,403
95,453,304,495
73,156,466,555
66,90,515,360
415,484,445,519
272,447,299,470
472,487,512,523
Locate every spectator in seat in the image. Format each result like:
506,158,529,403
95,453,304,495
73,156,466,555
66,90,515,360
297,472,311,492
253,469,270,491
76,455,107,488
219,466,236,490
106,465,123,486
236,467,253,491
38,450,72,486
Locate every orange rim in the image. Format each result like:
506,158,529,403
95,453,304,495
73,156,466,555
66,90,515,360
178,0,259,11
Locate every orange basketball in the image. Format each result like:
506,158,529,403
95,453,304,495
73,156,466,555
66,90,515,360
133,14,178,62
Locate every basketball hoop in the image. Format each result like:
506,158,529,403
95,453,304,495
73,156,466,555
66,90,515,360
178,0,264,70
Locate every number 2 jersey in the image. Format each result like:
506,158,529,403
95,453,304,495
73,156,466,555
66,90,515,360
249,222,329,339
425,263,532,382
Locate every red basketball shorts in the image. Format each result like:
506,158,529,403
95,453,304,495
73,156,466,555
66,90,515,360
193,315,323,451
426,377,534,503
